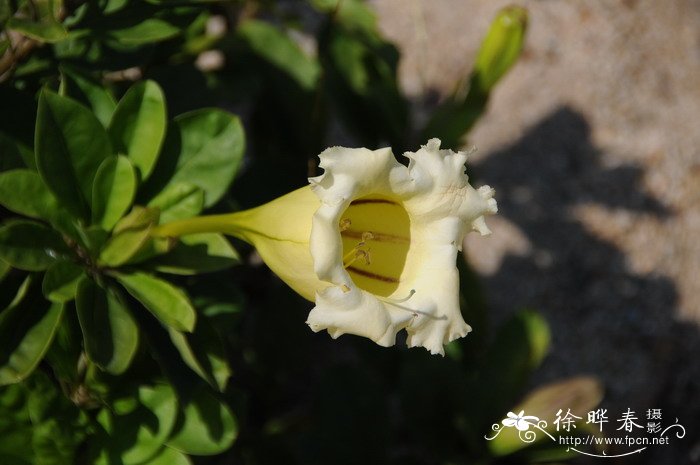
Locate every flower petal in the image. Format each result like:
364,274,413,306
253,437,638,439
305,139,496,354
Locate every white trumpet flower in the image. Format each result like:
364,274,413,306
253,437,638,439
154,139,497,355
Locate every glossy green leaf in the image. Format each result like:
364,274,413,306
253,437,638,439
148,182,204,223
151,233,238,276
311,0,377,33
0,285,64,385
166,385,237,455
98,206,159,266
6,17,68,43
109,18,181,45
109,81,167,180
122,236,176,266
76,278,138,374
80,226,110,256
95,385,178,465
168,317,231,391
60,66,117,127
92,156,137,230
44,309,83,383
41,261,84,303
113,206,160,234
143,447,191,465
115,272,196,332
0,170,76,233
98,225,152,267
147,109,244,207
0,170,59,218
35,90,112,219
0,221,69,271
2,275,32,317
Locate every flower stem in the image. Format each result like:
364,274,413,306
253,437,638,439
152,212,252,243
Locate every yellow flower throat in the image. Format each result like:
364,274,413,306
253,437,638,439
339,196,411,298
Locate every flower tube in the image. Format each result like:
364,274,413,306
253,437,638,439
154,139,497,354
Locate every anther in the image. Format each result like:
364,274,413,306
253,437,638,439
339,218,352,231
342,231,374,268
343,249,372,268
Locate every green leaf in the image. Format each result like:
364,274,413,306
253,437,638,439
109,81,167,180
114,272,196,332
0,283,64,385
32,418,80,465
238,20,321,90
6,17,68,43
0,221,69,271
151,233,239,275
472,6,528,93
80,226,110,256
148,182,204,223
97,206,159,267
91,156,137,230
421,6,527,149
60,66,117,128
0,170,76,234
0,133,28,171
0,426,34,465
472,309,551,429
94,385,178,465
0,0,10,25
121,236,176,266
98,225,153,267
319,16,408,148
142,447,191,465
2,275,33,316
42,261,84,303
35,90,112,219
166,385,237,455
76,278,138,374
0,260,9,282
488,377,603,457
168,317,231,391
44,309,83,383
145,109,244,207
113,206,160,234
108,18,181,45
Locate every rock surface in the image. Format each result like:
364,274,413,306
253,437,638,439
373,0,700,463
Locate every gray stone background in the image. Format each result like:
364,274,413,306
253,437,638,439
372,0,700,463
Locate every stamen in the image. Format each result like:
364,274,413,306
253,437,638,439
343,249,371,268
378,289,416,305
342,231,374,268
339,218,352,231
376,291,447,321
392,289,416,303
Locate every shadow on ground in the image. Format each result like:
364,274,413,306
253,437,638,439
471,106,700,464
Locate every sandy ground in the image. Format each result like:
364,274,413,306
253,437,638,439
372,0,700,463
